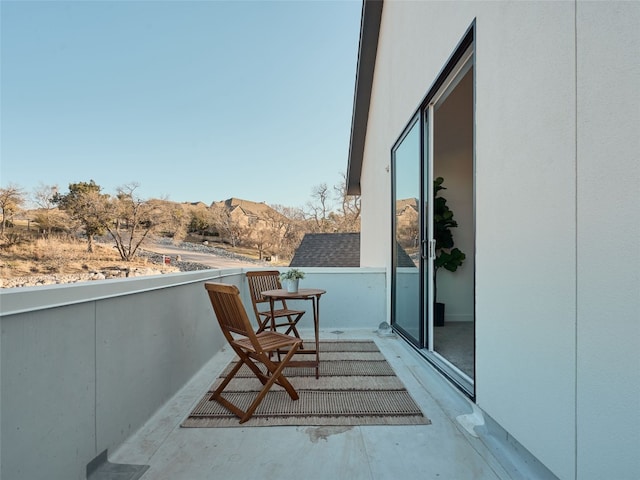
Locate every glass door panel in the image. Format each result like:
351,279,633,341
431,64,475,384
392,118,422,346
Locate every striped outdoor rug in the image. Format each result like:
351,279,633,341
181,340,430,427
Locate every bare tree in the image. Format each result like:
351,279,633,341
105,183,168,261
267,205,305,260
305,183,334,233
32,183,58,210
247,226,274,260
209,203,245,247
160,201,190,243
246,206,291,260
0,184,26,235
333,172,361,232
31,183,65,237
302,173,361,234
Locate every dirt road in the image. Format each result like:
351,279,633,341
143,243,264,269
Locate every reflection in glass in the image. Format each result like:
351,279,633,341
392,119,422,345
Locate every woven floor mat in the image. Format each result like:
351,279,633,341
221,359,396,378
181,340,430,427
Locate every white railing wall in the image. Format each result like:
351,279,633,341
246,267,387,332
0,267,385,480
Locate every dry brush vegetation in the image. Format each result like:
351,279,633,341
0,234,156,280
0,178,361,285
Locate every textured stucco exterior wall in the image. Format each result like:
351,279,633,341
473,4,577,480
358,1,639,479
575,2,640,478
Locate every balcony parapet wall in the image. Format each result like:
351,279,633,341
0,267,385,480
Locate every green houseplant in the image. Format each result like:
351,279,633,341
280,268,305,293
433,177,466,326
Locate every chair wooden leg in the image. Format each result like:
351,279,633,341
209,343,301,424
282,317,298,337
282,313,303,346
243,358,272,385
238,344,300,423
258,345,300,400
209,356,244,402
209,350,269,403
255,316,270,334
208,357,248,419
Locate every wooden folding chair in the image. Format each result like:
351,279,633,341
204,282,302,424
246,270,305,338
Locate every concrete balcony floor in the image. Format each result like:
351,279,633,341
110,329,520,480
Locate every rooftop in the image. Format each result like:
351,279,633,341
0,269,554,480
109,329,524,480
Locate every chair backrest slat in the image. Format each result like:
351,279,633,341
205,283,256,342
246,270,281,305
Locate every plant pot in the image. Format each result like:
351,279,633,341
286,279,299,293
434,302,445,327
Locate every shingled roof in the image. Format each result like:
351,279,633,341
289,232,416,267
396,244,416,268
289,233,360,267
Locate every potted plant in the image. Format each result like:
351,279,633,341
433,177,466,326
280,268,305,293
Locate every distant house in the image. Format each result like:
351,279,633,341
209,198,287,258
395,197,418,251
289,233,360,267
210,198,282,229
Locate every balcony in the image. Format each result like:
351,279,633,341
0,268,548,480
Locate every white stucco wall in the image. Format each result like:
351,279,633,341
358,1,639,479
575,2,640,479
475,4,577,480
360,1,476,271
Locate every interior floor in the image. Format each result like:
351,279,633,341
433,321,474,378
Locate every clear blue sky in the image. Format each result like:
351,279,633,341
0,0,361,209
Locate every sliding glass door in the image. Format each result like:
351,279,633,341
391,33,475,395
